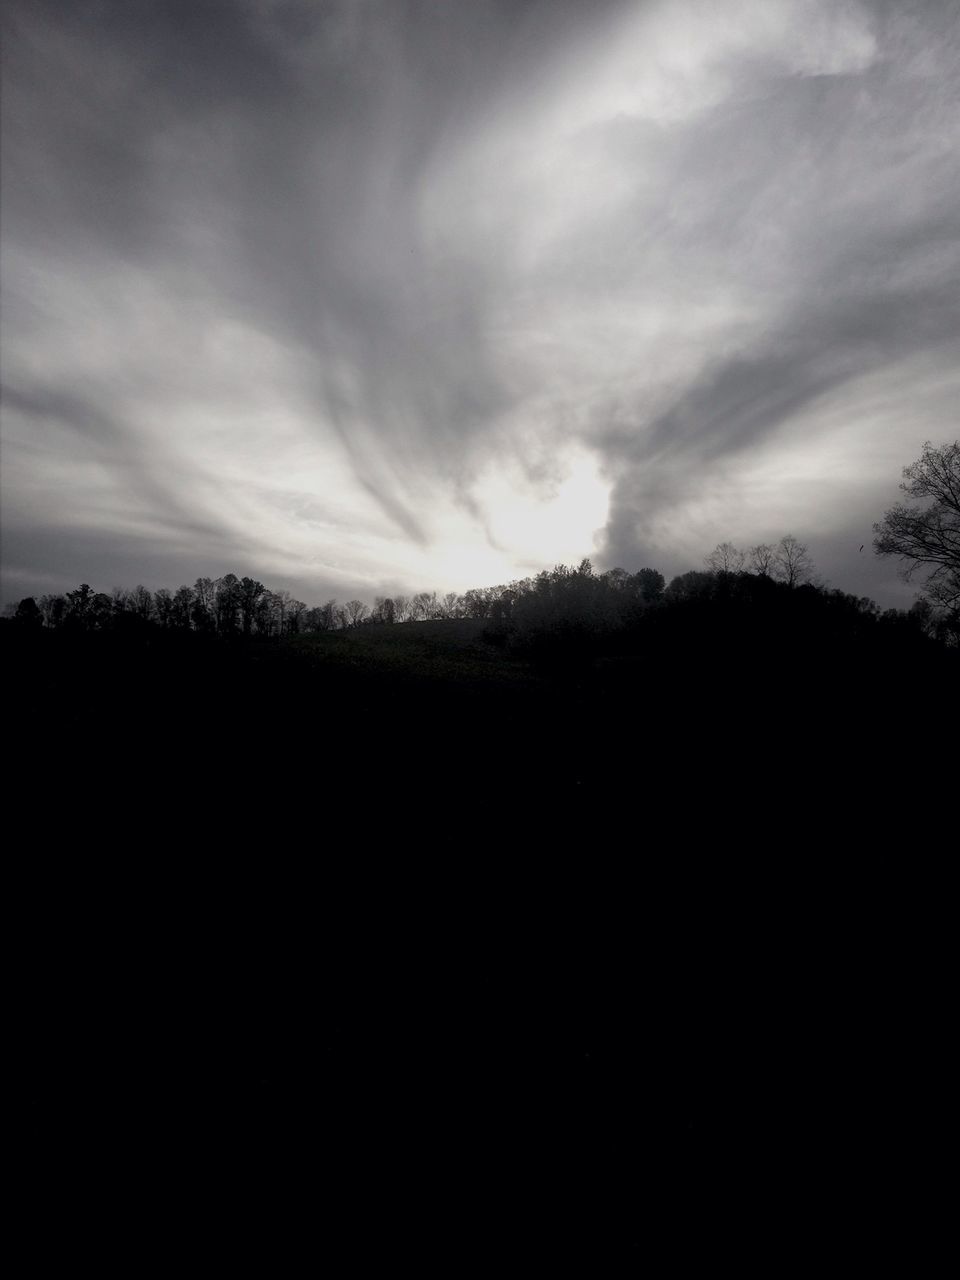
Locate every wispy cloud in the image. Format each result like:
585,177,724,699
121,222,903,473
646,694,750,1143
2,0,957,604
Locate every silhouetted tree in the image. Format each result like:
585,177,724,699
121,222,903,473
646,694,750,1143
14,597,43,629
274,589,294,636
906,597,938,638
371,596,396,624
774,535,815,587
487,583,519,626
461,588,490,620
411,591,438,621
214,575,241,634
286,600,308,634
874,440,959,635
90,592,114,629
252,591,275,636
66,584,94,627
344,599,369,628
749,543,776,576
171,586,194,630
634,568,665,602
602,567,631,592
193,578,216,631
239,577,266,636
38,594,66,628
304,605,329,632
129,584,154,622
705,542,745,574
153,588,174,627
393,594,411,623
666,571,714,602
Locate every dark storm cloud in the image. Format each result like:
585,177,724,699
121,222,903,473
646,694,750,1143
2,0,958,604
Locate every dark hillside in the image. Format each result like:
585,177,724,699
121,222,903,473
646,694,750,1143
4,585,955,1266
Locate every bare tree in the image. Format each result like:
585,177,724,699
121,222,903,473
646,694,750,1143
487,584,518,625
705,542,745,574
303,599,337,632
238,577,266,636
286,599,308,634
171,586,194,629
193,577,216,630
393,594,410,623
38,594,67,628
129,584,155,621
214,574,241,633
153,587,174,627
194,577,216,612
371,596,396,624
344,599,369,627
749,543,776,576
412,591,438,620
773,535,815,587
461,588,490,619
254,591,275,636
272,589,291,636
874,440,960,629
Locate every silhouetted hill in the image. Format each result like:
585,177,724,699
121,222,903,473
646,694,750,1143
4,577,956,1266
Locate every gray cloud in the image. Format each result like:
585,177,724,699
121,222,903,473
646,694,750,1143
2,0,958,605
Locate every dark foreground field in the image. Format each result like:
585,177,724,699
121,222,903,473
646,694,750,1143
6,606,956,1267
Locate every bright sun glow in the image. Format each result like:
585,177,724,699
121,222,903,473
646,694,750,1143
472,447,611,574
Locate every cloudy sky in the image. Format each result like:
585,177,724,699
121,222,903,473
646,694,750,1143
2,0,958,608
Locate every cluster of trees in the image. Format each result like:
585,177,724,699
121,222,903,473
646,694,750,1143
0,534,937,648
4,565,668,638
474,543,945,650
6,441,957,646
9,575,345,637
703,534,815,586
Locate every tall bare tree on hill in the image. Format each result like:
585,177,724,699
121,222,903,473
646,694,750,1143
874,440,960,639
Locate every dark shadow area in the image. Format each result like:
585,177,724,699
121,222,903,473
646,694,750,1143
4,570,955,1266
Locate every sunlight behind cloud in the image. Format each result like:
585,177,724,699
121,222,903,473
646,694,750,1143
2,0,955,609
473,447,610,573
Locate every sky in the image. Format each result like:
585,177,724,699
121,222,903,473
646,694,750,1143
2,0,958,609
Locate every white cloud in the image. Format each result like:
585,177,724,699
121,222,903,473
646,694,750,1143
1,0,956,607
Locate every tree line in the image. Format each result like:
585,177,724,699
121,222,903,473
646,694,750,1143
3,574,559,636
5,440,957,645
8,576,341,637
2,536,807,640
0,535,936,646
